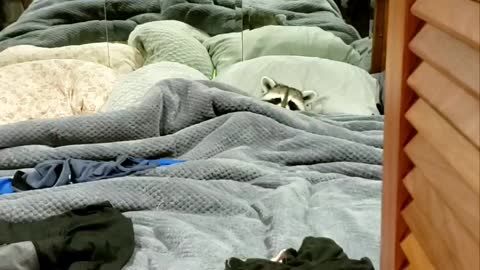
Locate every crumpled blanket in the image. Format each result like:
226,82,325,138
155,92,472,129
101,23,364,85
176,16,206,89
0,79,382,269
0,43,144,74
0,59,116,125
0,0,360,52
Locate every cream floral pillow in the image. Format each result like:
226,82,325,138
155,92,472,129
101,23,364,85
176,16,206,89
0,43,144,74
0,59,117,125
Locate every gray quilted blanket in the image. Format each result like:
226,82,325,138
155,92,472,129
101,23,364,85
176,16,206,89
0,79,382,269
0,0,360,52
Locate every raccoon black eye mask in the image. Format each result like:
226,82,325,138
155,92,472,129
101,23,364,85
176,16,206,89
260,76,317,111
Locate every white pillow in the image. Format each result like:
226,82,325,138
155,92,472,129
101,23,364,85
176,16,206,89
128,21,214,78
103,62,208,111
204,25,362,75
214,56,380,116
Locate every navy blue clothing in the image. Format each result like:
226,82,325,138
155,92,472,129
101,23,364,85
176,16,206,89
12,156,185,191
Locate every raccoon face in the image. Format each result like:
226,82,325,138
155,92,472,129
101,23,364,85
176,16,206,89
260,76,317,111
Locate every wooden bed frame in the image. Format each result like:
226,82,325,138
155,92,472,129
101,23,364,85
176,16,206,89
376,0,480,269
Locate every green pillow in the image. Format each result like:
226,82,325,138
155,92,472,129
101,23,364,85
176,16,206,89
204,25,362,75
129,21,214,79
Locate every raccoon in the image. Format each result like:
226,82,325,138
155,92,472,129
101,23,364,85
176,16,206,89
260,76,317,111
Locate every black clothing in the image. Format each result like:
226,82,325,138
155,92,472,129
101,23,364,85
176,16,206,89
0,202,134,270
225,237,374,270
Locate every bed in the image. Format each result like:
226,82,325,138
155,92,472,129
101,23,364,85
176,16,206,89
0,0,386,269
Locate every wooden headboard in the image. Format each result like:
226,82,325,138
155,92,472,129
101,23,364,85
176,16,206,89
380,0,480,269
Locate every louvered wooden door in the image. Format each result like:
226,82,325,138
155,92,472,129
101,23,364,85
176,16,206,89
381,0,480,269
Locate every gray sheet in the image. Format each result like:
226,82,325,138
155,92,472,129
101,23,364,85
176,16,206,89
0,0,360,52
0,79,382,269
350,37,373,71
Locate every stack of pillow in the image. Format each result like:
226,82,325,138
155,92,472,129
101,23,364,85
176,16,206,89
0,20,380,125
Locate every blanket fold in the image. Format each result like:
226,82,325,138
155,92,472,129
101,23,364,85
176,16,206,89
0,79,382,169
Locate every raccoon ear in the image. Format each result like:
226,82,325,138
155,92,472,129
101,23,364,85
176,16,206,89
261,76,276,94
302,90,317,102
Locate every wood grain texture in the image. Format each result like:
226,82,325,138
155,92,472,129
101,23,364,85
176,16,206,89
404,168,479,269
372,0,389,73
402,202,461,269
381,0,420,269
406,99,480,194
400,233,435,270
405,135,480,241
384,1,480,269
408,62,480,147
409,24,480,97
411,0,480,49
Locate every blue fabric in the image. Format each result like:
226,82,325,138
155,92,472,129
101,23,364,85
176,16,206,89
149,159,186,167
0,178,13,195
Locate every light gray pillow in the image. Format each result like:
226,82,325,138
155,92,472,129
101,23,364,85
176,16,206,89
103,62,208,111
204,25,362,75
128,21,214,78
214,56,379,116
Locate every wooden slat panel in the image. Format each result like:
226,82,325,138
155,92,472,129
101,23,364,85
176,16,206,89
405,135,480,241
404,168,479,268
406,99,480,194
411,0,480,49
402,202,461,269
400,234,435,270
381,0,420,269
408,62,480,147
409,24,480,97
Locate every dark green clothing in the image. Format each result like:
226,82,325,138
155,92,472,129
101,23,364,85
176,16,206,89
0,202,134,270
225,237,374,270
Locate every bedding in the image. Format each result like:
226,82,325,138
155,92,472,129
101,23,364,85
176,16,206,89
350,37,373,71
0,43,143,74
215,56,380,116
0,59,116,125
0,0,360,52
138,20,211,43
128,21,214,78
102,62,208,111
0,79,382,270
204,25,362,75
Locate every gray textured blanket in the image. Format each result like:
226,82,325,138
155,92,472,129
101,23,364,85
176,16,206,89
0,79,382,269
0,0,360,52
